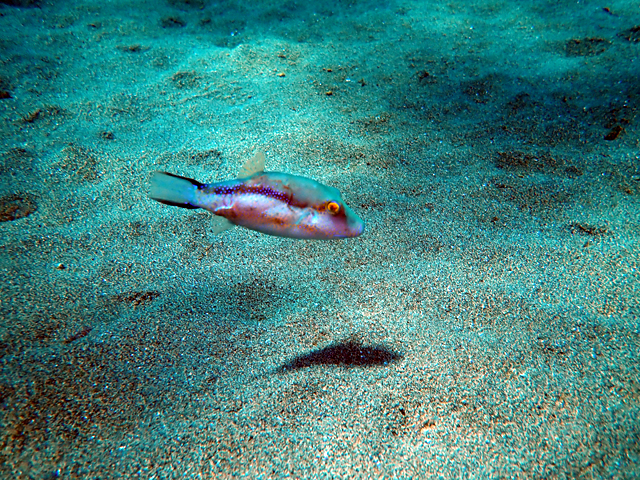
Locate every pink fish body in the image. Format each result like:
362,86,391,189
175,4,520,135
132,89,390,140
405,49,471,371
150,152,365,240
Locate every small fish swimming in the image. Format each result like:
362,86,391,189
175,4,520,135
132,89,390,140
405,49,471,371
150,151,365,239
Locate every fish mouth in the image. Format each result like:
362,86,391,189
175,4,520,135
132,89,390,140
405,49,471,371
335,220,365,238
352,217,366,237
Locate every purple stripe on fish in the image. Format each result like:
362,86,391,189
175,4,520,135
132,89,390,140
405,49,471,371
212,184,293,205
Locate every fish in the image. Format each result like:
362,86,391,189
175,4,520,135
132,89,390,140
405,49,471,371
149,151,365,239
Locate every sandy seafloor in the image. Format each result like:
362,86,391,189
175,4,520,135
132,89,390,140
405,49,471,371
0,0,639,478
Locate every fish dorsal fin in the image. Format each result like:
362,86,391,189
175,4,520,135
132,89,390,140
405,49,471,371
238,151,265,178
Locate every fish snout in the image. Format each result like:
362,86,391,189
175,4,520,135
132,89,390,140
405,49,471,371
342,206,365,238
348,215,365,237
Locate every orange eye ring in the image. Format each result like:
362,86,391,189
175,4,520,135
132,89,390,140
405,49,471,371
327,201,341,215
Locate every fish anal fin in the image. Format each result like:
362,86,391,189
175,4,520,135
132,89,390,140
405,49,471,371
211,216,235,235
238,151,266,178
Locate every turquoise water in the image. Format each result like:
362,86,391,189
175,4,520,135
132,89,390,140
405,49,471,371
1,0,639,478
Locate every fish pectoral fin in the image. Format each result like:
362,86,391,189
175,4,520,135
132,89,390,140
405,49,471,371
211,216,235,235
294,209,313,226
238,151,266,178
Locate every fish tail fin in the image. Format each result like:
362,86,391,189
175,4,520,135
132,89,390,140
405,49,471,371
150,172,203,209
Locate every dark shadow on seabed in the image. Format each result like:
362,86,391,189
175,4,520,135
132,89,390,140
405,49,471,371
277,340,403,372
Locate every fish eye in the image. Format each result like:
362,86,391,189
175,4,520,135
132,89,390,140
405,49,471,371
327,201,341,215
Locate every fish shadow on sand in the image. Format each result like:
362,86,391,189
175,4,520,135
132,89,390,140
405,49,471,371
277,340,402,372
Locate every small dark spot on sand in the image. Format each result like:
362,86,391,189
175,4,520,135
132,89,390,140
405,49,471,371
564,37,609,56
188,148,222,164
505,92,537,113
604,125,623,140
619,25,640,43
231,277,291,322
537,336,567,356
21,105,63,124
0,147,34,174
171,70,200,89
568,223,608,236
161,16,186,28
112,291,161,309
100,131,115,140
420,419,436,432
490,179,569,218
59,144,101,182
417,70,435,84
64,326,92,344
126,220,145,237
494,150,563,173
117,44,143,53
0,193,37,222
564,165,583,177
23,108,42,123
168,0,205,10
359,113,392,134
462,77,495,103
0,382,15,405
0,90,11,99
